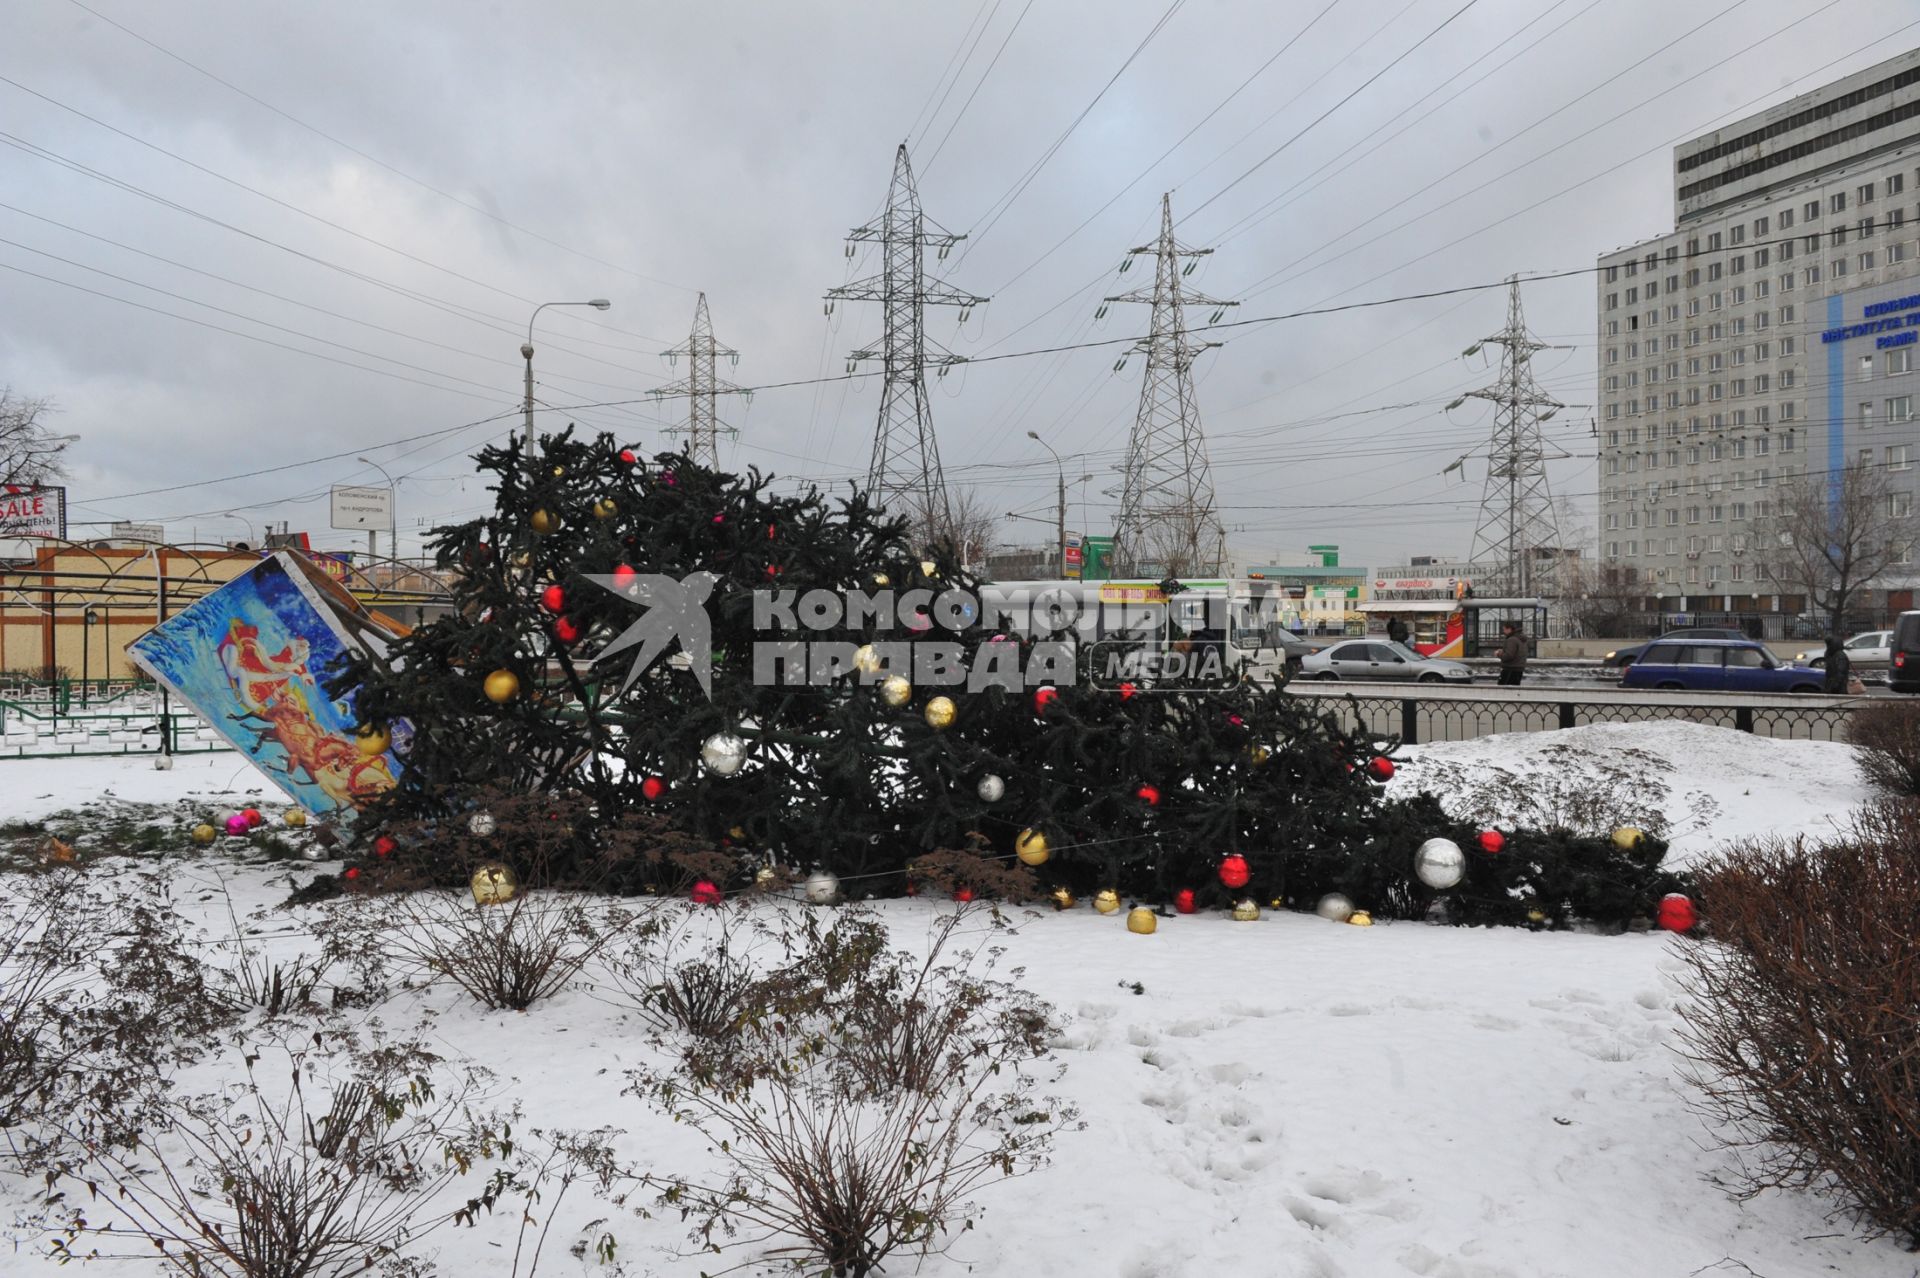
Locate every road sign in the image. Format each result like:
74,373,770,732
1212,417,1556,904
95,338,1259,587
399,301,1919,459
330,485,393,531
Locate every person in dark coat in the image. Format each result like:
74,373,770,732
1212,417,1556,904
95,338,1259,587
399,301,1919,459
1386,616,1410,646
1497,622,1526,686
1822,634,1851,694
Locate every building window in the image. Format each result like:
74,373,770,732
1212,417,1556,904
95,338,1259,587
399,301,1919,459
1830,191,1847,214
1893,242,1909,265
1862,354,1875,379
1891,445,1912,471
1889,348,1914,374
1862,401,1876,428
1859,217,1875,239
1781,335,1796,355
1893,396,1916,423
1780,207,1795,229
1892,492,1913,518
1861,252,1875,271
1891,173,1906,197
1805,200,1820,220
1859,181,1876,205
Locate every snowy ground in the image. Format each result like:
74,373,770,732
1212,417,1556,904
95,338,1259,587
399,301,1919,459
0,728,1907,1278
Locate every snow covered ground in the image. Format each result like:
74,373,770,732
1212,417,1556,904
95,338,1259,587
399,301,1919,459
0,727,1906,1278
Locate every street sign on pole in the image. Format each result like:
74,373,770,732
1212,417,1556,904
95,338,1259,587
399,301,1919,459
329,485,393,532
1064,534,1083,580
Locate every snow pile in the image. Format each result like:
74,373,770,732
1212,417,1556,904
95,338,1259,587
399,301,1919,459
1387,720,1871,866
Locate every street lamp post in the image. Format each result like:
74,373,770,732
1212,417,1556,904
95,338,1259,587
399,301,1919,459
356,456,398,563
523,299,612,453
1027,430,1066,580
82,607,97,705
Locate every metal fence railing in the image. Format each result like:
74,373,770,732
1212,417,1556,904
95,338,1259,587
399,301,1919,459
0,695,233,760
1285,682,1858,745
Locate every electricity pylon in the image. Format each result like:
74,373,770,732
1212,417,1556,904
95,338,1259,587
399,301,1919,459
1465,276,1567,597
1106,193,1238,578
653,292,744,468
826,143,987,545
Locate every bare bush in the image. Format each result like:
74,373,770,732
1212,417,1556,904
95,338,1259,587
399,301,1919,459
49,1037,511,1277
627,903,1071,1276
321,891,634,1012
1844,698,1920,797
1674,803,1920,1246
596,903,761,1040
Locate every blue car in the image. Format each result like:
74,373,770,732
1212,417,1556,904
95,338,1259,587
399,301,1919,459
1619,639,1824,693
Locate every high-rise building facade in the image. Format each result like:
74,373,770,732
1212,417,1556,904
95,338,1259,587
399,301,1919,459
1596,49,1920,630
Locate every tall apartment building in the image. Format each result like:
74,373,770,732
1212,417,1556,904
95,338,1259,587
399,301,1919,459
1596,49,1920,632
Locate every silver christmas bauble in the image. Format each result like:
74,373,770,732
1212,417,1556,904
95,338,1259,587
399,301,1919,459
151,753,175,772
701,732,748,776
976,774,1006,803
468,811,498,838
803,870,841,905
1315,892,1355,923
1413,837,1466,890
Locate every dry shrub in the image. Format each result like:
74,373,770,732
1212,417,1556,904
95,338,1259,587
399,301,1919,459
595,902,766,1040
1844,698,1920,796
320,891,637,1012
1675,801,1920,1246
906,845,1040,903
628,903,1071,1277
49,1037,510,1277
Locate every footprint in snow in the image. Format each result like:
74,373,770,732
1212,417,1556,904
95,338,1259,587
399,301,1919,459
1326,1003,1373,1017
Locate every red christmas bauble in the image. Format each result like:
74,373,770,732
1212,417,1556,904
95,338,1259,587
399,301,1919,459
541,584,566,614
690,880,723,905
1657,893,1697,932
242,807,264,828
1173,888,1197,914
1033,686,1059,715
1366,756,1395,781
1218,854,1250,890
1136,784,1161,807
374,836,396,858
612,563,638,590
641,777,666,801
767,523,778,540
618,447,638,466
953,886,976,903
554,617,582,644
1118,681,1138,701
345,867,360,881
1477,829,1506,855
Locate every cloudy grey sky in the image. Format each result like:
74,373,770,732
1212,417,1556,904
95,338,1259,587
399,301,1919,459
3,0,1915,569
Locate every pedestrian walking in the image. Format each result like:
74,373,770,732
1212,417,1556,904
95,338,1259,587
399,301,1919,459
1821,634,1851,695
1497,622,1527,687
1386,616,1409,646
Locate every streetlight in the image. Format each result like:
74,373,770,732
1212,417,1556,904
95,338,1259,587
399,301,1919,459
82,607,97,705
1027,430,1066,580
523,299,612,452
356,456,398,563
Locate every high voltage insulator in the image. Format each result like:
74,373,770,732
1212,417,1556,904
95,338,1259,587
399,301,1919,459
1105,193,1239,579
651,292,745,468
825,143,988,548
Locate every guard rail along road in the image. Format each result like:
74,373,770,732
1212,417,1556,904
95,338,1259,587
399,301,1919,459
1283,680,1859,744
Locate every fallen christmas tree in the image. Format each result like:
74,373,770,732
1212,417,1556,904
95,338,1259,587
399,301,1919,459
331,428,1688,927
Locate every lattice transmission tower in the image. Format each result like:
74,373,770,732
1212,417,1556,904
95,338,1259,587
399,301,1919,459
652,292,745,468
826,143,987,545
1106,193,1238,578
1465,276,1568,597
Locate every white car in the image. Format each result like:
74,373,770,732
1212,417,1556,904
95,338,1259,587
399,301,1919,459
1793,629,1892,668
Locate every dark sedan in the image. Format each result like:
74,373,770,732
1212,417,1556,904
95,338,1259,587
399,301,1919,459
1619,639,1823,693
1603,627,1750,669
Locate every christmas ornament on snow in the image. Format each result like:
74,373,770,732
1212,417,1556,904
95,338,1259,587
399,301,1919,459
1218,854,1251,890
242,808,264,828
880,675,912,707
1476,829,1506,854
1093,888,1121,915
283,808,307,828
1173,888,1196,914
1015,828,1050,866
1127,906,1158,935
469,862,518,906
1050,887,1076,911
1231,899,1261,922
976,774,1006,802
701,732,748,776
1656,893,1697,932
754,865,780,889
923,696,957,729
1348,910,1375,927
803,870,841,905
468,811,498,838
690,879,724,905
224,813,250,837
191,823,217,845
1611,826,1646,851
953,885,975,902
1413,837,1466,890
152,753,174,771
1315,893,1355,923
483,670,520,704
1366,756,1396,781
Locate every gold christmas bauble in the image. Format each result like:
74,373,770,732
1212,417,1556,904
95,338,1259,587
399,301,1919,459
853,643,883,675
1348,910,1375,927
1611,826,1645,851
1526,908,1548,924
530,508,559,535
1093,888,1121,915
191,823,217,845
872,572,890,587
923,695,956,729
284,808,307,828
880,675,912,707
754,866,778,888
918,559,938,577
729,826,747,840
1127,906,1158,935
483,669,521,704
592,497,618,520
1015,828,1050,866
551,465,566,477
1231,898,1261,922
1249,745,1271,765
43,837,75,863
470,862,519,906
355,724,390,757
1050,887,1076,911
